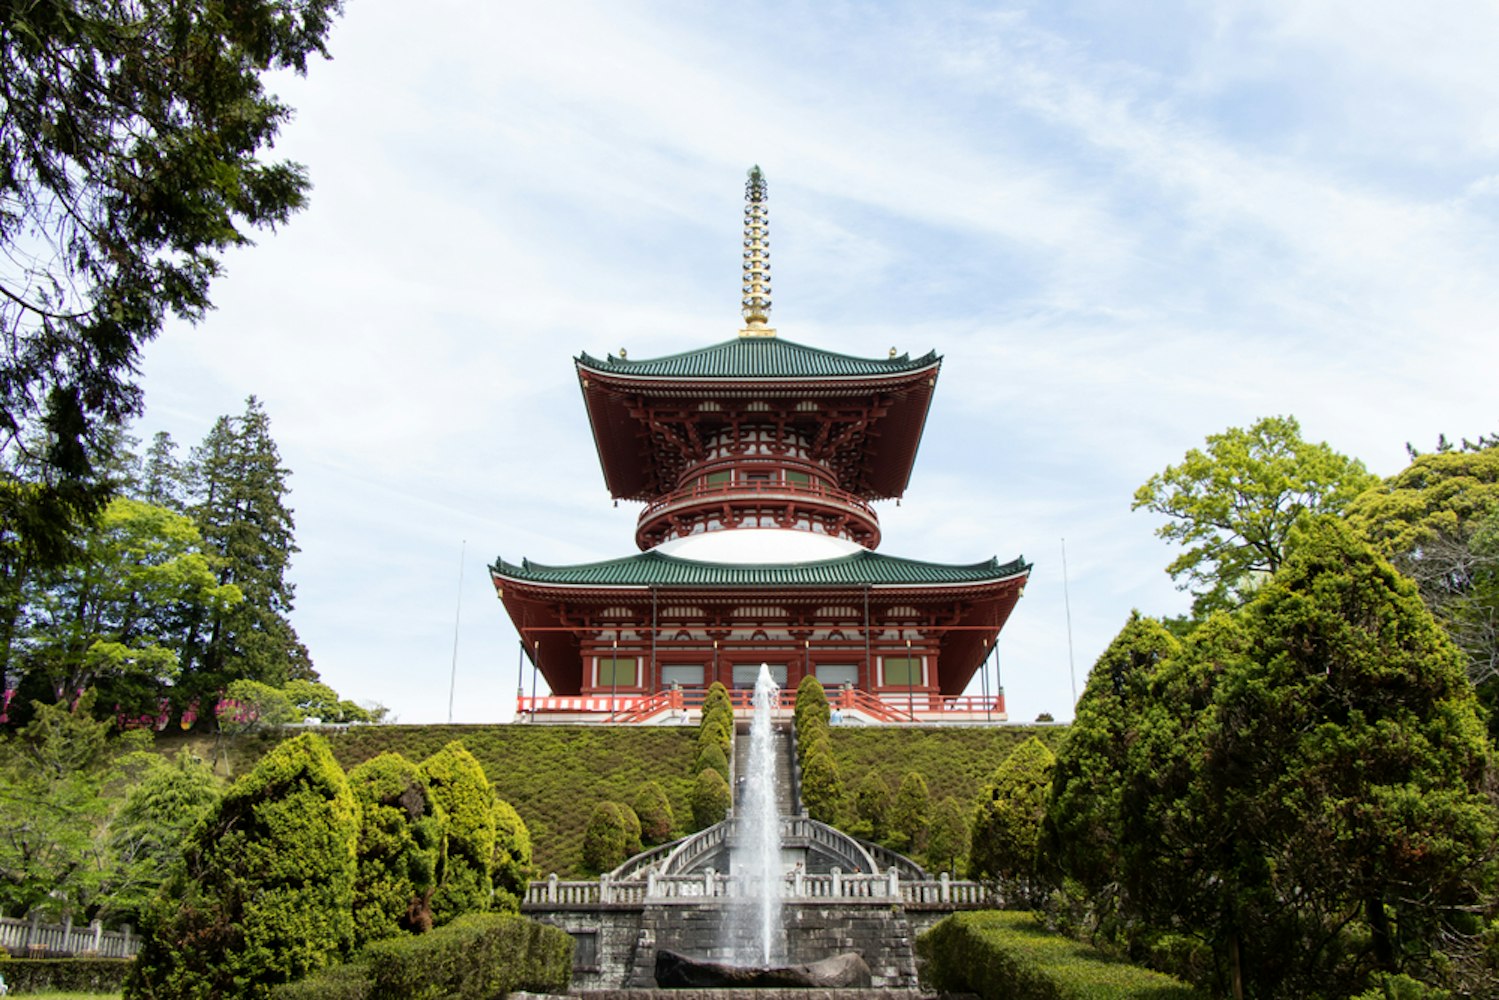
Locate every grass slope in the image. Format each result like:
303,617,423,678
321,725,699,879
826,725,1065,809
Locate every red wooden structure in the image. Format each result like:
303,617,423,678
491,169,1029,723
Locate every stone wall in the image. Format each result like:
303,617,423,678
532,901,922,990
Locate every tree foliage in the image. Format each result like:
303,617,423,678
490,797,532,914
888,770,931,856
104,748,222,926
420,742,497,927
580,800,634,875
1052,523,1499,999
690,767,731,832
794,674,830,759
0,0,340,509
1347,444,1499,693
924,797,968,876
0,692,152,919
346,752,444,945
970,736,1054,902
631,780,675,846
127,733,357,1000
1134,415,1377,616
798,735,842,826
851,771,892,842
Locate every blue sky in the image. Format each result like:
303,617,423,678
138,1,1499,723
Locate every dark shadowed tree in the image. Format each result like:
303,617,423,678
0,0,340,515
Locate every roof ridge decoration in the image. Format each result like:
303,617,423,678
494,548,1031,587
576,335,940,379
740,165,774,338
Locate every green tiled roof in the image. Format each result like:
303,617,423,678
577,337,940,379
492,548,1028,588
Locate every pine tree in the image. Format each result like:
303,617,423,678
179,397,312,702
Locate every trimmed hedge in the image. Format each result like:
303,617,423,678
917,911,1203,1000
0,957,132,993
271,912,572,1000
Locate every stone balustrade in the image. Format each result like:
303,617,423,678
525,869,998,910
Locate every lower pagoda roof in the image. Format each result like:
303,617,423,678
490,548,1029,589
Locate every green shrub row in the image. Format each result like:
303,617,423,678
917,911,1202,1000
271,912,573,1000
0,957,133,993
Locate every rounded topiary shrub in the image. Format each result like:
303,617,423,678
694,739,730,782
798,737,842,825
581,801,633,874
690,767,732,831
126,733,358,1000
421,742,498,926
889,770,931,854
794,675,830,758
347,751,445,944
632,780,675,846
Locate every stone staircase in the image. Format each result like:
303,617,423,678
731,722,796,816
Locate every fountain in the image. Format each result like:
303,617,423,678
734,662,783,967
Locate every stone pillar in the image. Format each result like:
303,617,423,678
940,871,950,903
548,873,559,902
831,867,842,897
600,873,612,904
887,868,900,899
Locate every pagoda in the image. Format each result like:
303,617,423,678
491,168,1029,723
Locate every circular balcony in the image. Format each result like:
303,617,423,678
636,479,881,550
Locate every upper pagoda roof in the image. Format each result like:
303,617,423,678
577,337,940,382
492,548,1028,589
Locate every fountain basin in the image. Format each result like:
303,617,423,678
654,949,872,989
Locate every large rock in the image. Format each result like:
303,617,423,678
654,949,872,989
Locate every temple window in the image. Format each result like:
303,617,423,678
596,657,638,687
733,663,787,688
815,664,858,687
880,656,924,687
661,664,706,688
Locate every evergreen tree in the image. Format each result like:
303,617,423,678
969,737,1055,905
347,752,444,944
421,742,497,926
179,397,312,701
126,733,357,1000
888,770,931,855
798,736,842,825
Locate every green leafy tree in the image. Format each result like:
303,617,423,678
346,753,444,944
580,801,633,874
798,736,842,825
888,770,931,855
103,749,223,926
1347,444,1499,691
632,780,676,846
970,737,1055,905
216,678,298,734
420,742,497,927
924,797,968,876
690,768,731,831
282,678,384,724
15,496,240,715
0,0,340,517
1134,415,1378,616
0,693,151,919
490,798,532,914
126,733,357,1000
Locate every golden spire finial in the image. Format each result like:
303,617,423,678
739,165,775,337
